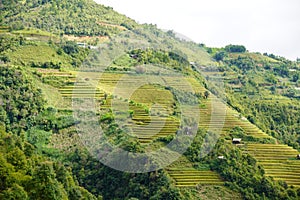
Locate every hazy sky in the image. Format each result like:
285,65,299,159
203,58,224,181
96,0,300,60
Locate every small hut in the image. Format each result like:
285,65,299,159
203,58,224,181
297,154,300,160
232,138,242,144
218,156,225,160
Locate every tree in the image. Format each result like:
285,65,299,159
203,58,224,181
204,91,210,99
225,45,247,53
62,41,79,55
6,147,28,171
292,73,299,82
214,51,227,61
285,88,296,98
28,162,68,200
0,155,16,191
0,184,28,200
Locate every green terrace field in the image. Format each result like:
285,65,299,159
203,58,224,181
40,71,182,145
246,143,300,187
95,73,181,144
59,86,106,98
167,168,224,187
166,156,224,188
3,0,300,198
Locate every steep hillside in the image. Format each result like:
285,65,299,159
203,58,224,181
0,0,300,200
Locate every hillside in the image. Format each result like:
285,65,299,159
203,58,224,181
0,0,300,200
1,0,137,36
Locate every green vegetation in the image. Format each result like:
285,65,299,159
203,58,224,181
128,49,190,70
66,150,183,200
0,66,45,133
1,0,300,199
0,129,98,200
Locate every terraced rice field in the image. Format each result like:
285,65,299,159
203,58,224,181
59,86,105,98
63,72,180,144
185,76,271,139
130,116,180,144
247,143,300,187
167,168,224,187
198,96,271,139
166,156,224,188
192,70,300,188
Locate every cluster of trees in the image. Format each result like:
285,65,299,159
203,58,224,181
213,51,227,62
212,45,247,62
0,66,45,133
129,49,190,71
58,40,89,67
225,56,256,72
224,45,247,53
0,35,26,53
66,149,182,200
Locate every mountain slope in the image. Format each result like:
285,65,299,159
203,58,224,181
1,0,300,200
